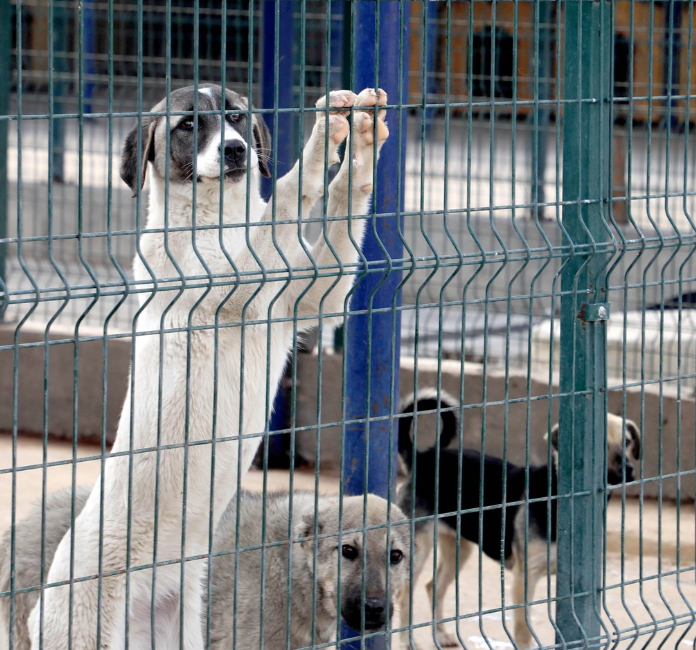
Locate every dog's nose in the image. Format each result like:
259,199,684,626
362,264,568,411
222,141,246,167
364,597,387,623
625,462,634,482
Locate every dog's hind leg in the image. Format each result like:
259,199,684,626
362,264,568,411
426,533,471,648
511,542,547,649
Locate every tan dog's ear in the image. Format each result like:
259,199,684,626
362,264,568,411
120,118,157,196
296,503,330,549
252,113,272,178
545,424,560,451
625,419,641,460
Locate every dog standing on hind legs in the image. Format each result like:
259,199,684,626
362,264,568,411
27,85,389,650
396,392,641,649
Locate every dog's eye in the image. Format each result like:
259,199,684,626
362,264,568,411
341,544,358,561
179,118,195,131
227,113,241,123
390,550,404,565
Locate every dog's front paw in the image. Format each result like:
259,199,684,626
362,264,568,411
435,629,459,647
353,87,389,146
315,90,357,145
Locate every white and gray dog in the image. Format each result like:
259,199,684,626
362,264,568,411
1,487,411,650
25,84,389,649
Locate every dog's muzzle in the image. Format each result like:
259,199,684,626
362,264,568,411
608,461,634,485
221,139,247,180
342,596,389,631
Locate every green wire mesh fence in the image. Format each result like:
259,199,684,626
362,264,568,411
1,1,695,649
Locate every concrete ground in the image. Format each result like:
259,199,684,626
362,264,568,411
1,434,695,649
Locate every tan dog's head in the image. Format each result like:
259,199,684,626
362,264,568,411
296,494,410,632
546,413,641,484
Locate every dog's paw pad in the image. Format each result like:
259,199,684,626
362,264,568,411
327,114,350,144
352,111,389,146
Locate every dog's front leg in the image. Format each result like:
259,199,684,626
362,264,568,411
263,90,357,265
291,87,389,324
219,91,355,321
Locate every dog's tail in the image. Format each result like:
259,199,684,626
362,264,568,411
398,389,459,471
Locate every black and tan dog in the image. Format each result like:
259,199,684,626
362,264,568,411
396,391,641,649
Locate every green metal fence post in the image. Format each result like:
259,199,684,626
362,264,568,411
0,0,9,319
556,0,613,647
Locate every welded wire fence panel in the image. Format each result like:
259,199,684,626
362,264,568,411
1,2,695,650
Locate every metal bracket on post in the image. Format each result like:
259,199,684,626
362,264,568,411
341,3,409,650
556,1,612,648
579,303,610,323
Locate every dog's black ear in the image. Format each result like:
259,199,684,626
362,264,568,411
545,424,560,451
120,118,157,197
253,113,272,178
625,419,641,460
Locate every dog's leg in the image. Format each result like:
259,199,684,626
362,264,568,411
511,545,545,649
180,563,206,650
425,534,471,648
399,525,432,650
292,87,389,325
219,90,355,319
28,571,124,650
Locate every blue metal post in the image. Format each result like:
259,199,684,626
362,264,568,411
262,1,295,449
330,2,344,90
83,0,96,114
342,2,409,647
261,0,295,202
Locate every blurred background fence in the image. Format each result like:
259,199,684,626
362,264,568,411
6,1,696,381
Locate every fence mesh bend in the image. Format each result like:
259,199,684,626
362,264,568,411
1,2,696,650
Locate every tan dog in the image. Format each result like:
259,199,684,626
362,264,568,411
1,488,410,650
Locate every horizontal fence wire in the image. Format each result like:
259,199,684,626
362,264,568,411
0,1,695,650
